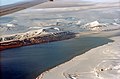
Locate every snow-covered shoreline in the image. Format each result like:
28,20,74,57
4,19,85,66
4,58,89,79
36,34,120,79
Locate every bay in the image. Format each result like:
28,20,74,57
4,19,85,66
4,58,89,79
1,36,113,79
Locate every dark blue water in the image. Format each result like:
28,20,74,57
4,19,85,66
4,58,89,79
0,36,113,79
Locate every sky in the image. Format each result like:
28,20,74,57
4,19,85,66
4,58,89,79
0,0,31,6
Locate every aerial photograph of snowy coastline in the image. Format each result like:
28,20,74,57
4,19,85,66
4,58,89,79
0,0,120,79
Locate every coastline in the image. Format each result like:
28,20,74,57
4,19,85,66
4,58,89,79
1,0,120,79
1,33,114,79
36,31,120,79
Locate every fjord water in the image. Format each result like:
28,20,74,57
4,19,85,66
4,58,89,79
1,36,113,79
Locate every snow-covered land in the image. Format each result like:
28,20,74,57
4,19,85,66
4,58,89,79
36,35,120,79
0,0,120,79
0,27,60,43
83,21,120,31
0,1,120,35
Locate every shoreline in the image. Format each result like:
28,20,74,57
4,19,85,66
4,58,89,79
1,1,119,78
0,31,76,51
1,33,115,79
36,30,120,79
1,26,120,51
